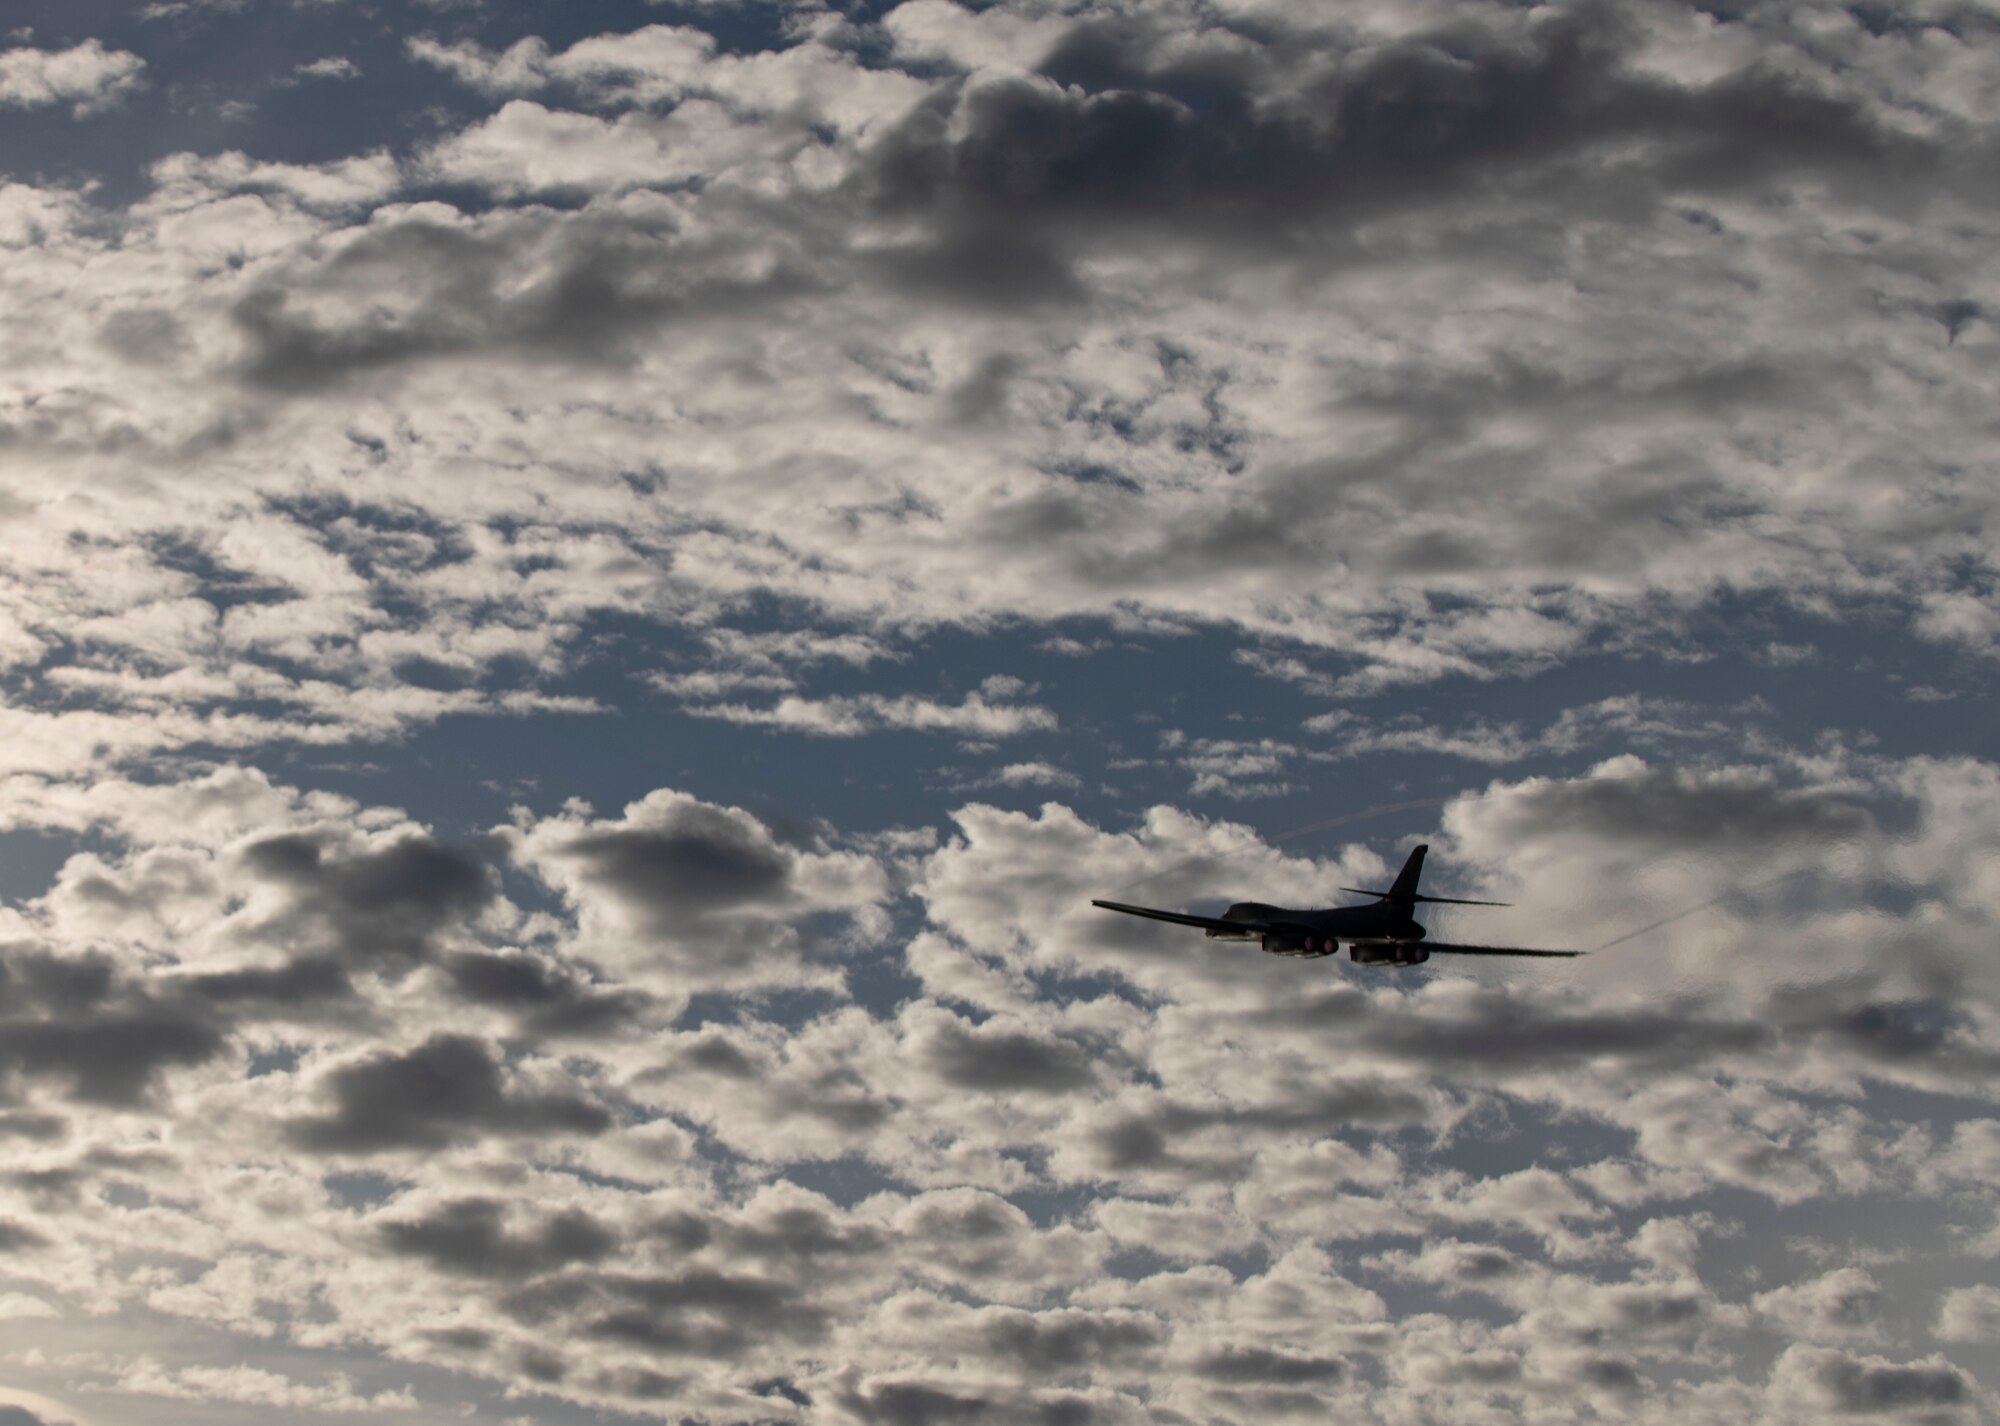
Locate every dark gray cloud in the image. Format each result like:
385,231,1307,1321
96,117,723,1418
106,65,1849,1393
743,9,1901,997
1781,1344,1977,1417
892,1190,1066,1287
1077,1073,1435,1180
441,950,649,1037
1263,980,2000,1091
504,1266,833,1363
181,954,355,1017
508,790,887,995
555,806,794,927
859,7,1933,249
98,306,191,364
239,830,493,969
1466,765,1874,854
672,1032,761,1079
0,947,225,1105
379,1196,618,1279
231,207,820,392
0,1111,66,1142
5,1166,86,1206
971,1306,1164,1373
827,1374,1001,1426
1081,1113,1177,1175
1600,1284,1708,1342
1072,1072,1434,1184
916,1013,1096,1094
945,351,1025,425
1574,1357,1644,1397
286,1033,612,1153
725,1201,889,1264
1077,1107,1249,1183
587,1364,686,1401
758,1069,901,1135
421,1325,494,1354
1344,988,1775,1075
1209,1077,1436,1133
215,2,1938,409
620,1197,891,1270
1422,1242,1526,1288
1193,1345,1346,1385
518,1344,570,1384
0,1219,49,1251
867,227,1085,312
0,947,116,1015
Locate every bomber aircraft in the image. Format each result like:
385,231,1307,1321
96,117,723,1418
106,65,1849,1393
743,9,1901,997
1092,844,1579,966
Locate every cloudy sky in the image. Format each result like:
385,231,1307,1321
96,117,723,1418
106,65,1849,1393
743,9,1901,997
2,0,1998,1421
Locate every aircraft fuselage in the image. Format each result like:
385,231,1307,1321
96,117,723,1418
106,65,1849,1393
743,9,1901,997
1210,901,1428,960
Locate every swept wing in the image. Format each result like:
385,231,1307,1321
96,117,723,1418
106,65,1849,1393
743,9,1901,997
1089,900,1275,935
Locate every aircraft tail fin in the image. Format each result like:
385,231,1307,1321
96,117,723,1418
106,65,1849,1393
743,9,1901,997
1338,845,1511,906
1387,843,1428,901
1338,845,1428,902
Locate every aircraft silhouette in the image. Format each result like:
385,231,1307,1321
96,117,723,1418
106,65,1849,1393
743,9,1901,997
1092,844,1578,966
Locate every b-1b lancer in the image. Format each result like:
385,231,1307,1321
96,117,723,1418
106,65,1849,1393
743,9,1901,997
1092,845,1579,966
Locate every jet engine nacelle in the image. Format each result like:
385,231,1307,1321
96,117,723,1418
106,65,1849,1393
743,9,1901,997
1349,943,1431,967
1261,929,1338,959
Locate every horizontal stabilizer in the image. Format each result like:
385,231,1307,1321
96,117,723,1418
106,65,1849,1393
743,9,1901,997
1341,888,1510,907
1422,942,1581,958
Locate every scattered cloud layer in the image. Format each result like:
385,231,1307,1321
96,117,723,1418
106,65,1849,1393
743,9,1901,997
0,0,1995,786
3,750,1995,1418
1,0,1995,1420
